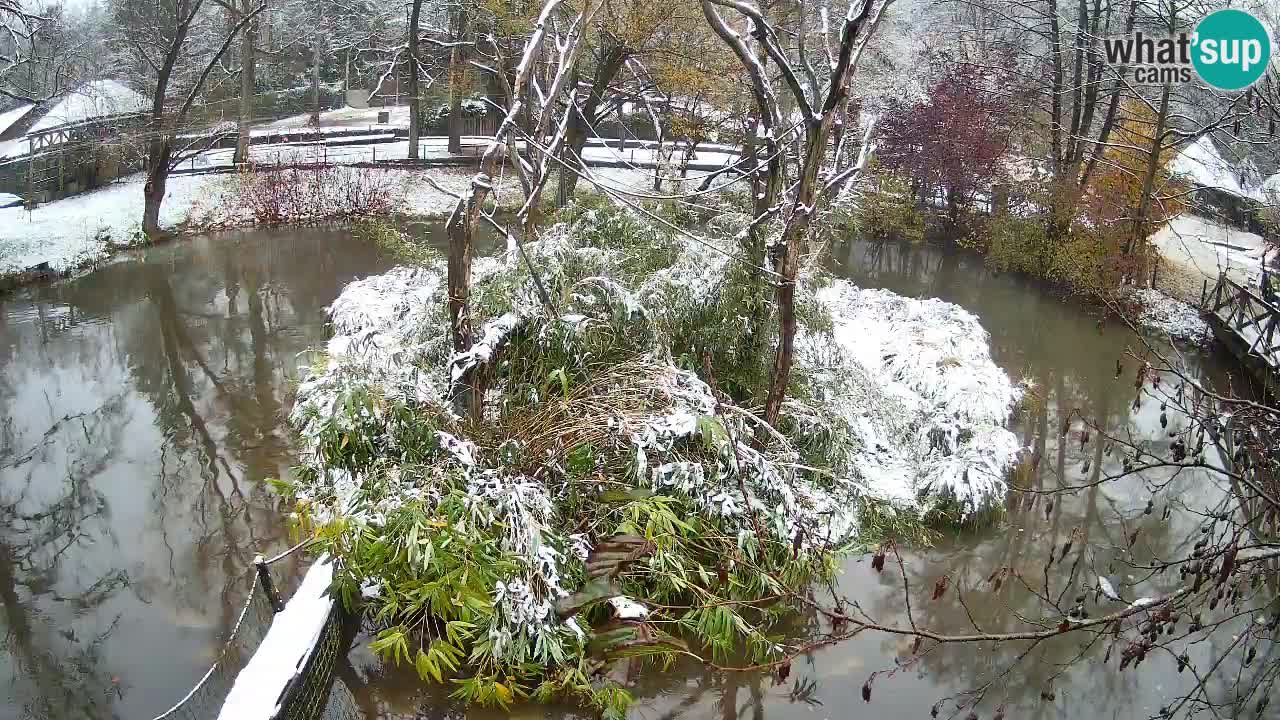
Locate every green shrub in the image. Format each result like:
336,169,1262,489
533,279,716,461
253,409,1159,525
843,170,925,243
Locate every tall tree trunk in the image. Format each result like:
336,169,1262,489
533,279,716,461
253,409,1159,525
407,0,423,159
561,43,627,198
447,216,474,352
143,137,173,236
1128,84,1172,261
234,5,256,164
762,121,827,427
1128,0,1177,261
310,20,322,129
447,7,469,154
1048,0,1063,177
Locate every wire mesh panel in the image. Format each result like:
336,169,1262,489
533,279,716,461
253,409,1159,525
276,603,347,720
317,665,365,720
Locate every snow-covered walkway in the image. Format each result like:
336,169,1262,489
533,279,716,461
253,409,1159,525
1146,213,1274,314
0,127,740,281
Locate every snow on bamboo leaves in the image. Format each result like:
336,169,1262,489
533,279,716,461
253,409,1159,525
282,205,1021,712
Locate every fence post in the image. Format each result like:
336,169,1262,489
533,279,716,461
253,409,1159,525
254,555,285,613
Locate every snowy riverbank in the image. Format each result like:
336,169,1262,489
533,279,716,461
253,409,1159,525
1128,287,1214,346
0,145,708,285
0,167,500,280
1150,213,1273,303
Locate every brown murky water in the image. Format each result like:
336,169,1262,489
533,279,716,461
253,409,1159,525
0,230,1259,720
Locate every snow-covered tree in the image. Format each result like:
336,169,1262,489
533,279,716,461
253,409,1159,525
108,0,263,234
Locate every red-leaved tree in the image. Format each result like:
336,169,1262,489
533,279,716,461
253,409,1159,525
877,58,1014,226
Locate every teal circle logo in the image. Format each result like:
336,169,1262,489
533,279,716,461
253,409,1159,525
1191,9,1272,90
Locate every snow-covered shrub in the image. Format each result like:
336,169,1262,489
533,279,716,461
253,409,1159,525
425,95,493,125
283,200,1021,716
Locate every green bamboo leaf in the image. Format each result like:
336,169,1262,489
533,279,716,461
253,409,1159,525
598,488,655,503
415,648,440,683
696,415,729,450
548,367,570,398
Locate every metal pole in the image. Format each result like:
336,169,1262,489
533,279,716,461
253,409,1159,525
254,555,285,613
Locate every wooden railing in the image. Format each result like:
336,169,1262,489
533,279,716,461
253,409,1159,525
1205,273,1280,368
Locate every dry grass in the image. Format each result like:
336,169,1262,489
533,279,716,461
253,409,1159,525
491,360,696,467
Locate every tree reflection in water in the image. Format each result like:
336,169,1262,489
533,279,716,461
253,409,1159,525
0,225,394,720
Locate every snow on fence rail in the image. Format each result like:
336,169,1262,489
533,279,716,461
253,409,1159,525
216,558,339,720
135,544,343,720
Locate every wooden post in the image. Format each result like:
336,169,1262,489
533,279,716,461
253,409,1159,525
254,555,285,613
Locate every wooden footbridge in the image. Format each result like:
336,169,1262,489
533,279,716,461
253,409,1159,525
1202,272,1279,395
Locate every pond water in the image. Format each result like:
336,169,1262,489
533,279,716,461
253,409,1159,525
0,229,1252,720
0,227,394,720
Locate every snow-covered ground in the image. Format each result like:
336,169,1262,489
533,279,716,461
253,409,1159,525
260,105,416,130
1128,287,1213,345
0,167,495,278
0,174,231,275
1151,213,1273,293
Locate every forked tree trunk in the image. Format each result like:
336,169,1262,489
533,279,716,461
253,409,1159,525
698,0,882,429
139,2,263,237
446,0,602,357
